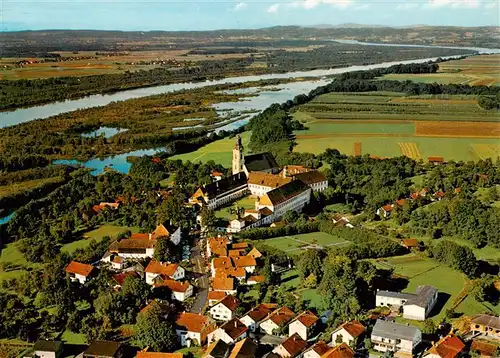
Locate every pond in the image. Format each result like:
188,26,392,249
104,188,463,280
81,127,128,138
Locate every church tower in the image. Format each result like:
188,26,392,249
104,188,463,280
232,135,244,175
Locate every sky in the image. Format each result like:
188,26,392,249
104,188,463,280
2,0,499,31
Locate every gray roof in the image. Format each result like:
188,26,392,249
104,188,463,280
372,320,421,342
407,285,438,308
84,341,121,358
244,152,278,173
376,290,416,301
206,339,230,358
471,314,500,330
34,340,62,352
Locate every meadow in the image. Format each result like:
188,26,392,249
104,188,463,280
257,232,351,254
380,54,500,87
293,91,500,162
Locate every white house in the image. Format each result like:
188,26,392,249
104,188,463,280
376,204,393,219
240,303,278,332
154,280,193,302
152,223,182,246
288,310,318,341
65,261,95,284
376,290,416,308
371,319,422,355
209,295,241,322
108,237,156,259
272,333,307,358
303,343,354,358
212,276,237,295
207,318,248,345
211,257,234,277
32,340,63,358
145,260,185,285
302,341,332,358
259,306,296,336
231,256,257,274
331,320,366,346
176,312,214,347
376,286,438,321
208,291,227,306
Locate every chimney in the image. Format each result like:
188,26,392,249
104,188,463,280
283,166,287,178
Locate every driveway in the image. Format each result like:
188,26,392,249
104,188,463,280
189,238,209,314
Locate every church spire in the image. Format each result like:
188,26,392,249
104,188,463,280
232,135,244,175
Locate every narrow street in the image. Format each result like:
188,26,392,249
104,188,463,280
189,237,209,314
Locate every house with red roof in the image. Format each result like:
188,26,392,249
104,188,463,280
175,312,215,347
212,276,237,295
288,310,319,340
239,303,278,332
153,279,193,302
145,260,185,284
208,291,227,306
302,341,332,358
65,261,96,284
331,320,366,346
111,271,139,290
272,333,307,358
320,343,355,358
209,295,241,322
376,204,393,219
207,318,248,345
259,306,296,336
424,334,465,358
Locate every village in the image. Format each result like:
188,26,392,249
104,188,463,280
18,137,499,358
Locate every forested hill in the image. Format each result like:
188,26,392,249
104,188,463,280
1,25,498,54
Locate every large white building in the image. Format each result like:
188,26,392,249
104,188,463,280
376,285,438,321
189,172,248,210
247,172,291,197
371,319,422,355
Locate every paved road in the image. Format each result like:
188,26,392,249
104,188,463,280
189,238,209,314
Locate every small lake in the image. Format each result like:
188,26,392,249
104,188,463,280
81,127,128,138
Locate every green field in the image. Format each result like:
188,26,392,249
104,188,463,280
258,232,351,254
61,225,139,254
171,132,251,167
293,91,500,162
215,195,257,220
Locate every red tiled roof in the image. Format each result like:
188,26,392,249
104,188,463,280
215,295,241,312
229,249,245,257
213,276,235,291
248,275,265,283
338,320,366,338
219,318,248,340
228,338,257,358
280,333,307,357
152,224,171,239
321,343,355,358
382,204,393,212
65,261,95,277
294,310,318,328
208,291,227,301
231,242,248,250
309,341,331,356
395,199,406,206
145,260,180,277
470,339,498,357
112,271,139,286
244,303,278,322
402,238,419,248
130,233,151,240
267,306,295,326
410,192,420,200
109,238,156,252
428,156,444,162
176,312,208,333
231,256,256,268
247,247,263,259
154,279,191,293
213,257,234,270
434,191,445,198
209,237,229,257
426,334,465,358
216,267,246,278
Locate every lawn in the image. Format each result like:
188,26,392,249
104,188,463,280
0,176,65,197
419,236,500,264
0,241,44,282
59,330,88,345
258,232,351,255
61,225,139,254
170,132,251,167
175,347,203,358
215,195,257,220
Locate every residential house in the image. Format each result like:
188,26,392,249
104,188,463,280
260,307,296,336
176,312,214,347
145,260,185,284
294,171,328,192
470,339,498,358
433,191,445,201
228,338,257,358
32,340,63,358
303,341,332,358
376,204,393,218
401,238,419,250
331,320,366,346
247,247,263,259
371,319,422,355
332,215,354,229
272,333,307,358
110,256,124,270
424,334,465,358
152,223,182,246
247,275,265,285
207,236,230,257
231,256,257,274
92,202,120,214
203,339,230,358
189,172,248,210
136,352,183,358
229,249,246,257
212,276,237,295
288,310,318,340
65,261,95,284
216,267,246,283
247,172,291,197
209,295,241,322
470,314,500,340
208,291,228,306
240,303,278,332
111,271,139,290
211,257,234,277
231,242,248,250
320,343,355,358
154,279,193,302
108,237,156,259
376,285,438,321
428,156,445,165
208,318,248,345
83,341,122,358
